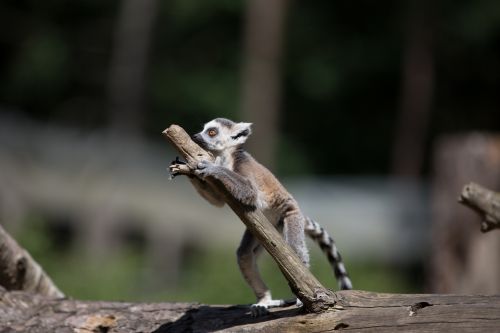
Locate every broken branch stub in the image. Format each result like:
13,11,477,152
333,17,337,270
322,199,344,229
0,224,64,298
162,125,213,167
162,124,338,313
459,182,500,232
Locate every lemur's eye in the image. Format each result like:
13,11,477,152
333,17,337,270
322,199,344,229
207,128,218,137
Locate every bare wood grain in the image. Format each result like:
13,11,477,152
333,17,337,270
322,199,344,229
2,289,499,332
162,125,213,166
162,124,337,313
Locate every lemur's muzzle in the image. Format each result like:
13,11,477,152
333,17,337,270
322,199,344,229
192,133,207,149
192,133,201,143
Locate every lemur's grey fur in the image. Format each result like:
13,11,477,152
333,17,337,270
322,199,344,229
169,118,352,316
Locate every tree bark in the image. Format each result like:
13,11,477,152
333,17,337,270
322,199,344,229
240,0,289,169
392,0,435,177
459,182,500,232
108,0,158,135
162,124,336,313
0,224,64,298
1,288,499,332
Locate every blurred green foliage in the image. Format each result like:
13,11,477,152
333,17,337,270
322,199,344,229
15,216,419,303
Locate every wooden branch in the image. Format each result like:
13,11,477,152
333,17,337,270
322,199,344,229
459,182,500,232
0,224,64,298
1,288,500,332
162,125,336,313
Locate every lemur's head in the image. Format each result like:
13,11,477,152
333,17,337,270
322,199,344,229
192,118,252,153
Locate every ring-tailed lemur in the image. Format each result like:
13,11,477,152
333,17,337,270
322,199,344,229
169,118,352,316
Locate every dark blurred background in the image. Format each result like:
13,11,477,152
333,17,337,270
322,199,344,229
1,0,499,303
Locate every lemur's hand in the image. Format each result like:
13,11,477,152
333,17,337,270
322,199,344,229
194,160,217,179
168,156,191,179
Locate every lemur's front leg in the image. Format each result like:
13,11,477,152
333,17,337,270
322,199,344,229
195,160,257,207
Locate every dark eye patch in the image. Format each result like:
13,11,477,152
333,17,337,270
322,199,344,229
206,127,218,137
231,129,249,140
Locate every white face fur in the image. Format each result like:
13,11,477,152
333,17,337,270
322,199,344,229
194,118,252,153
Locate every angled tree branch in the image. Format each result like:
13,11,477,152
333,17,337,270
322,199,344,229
0,224,64,298
459,182,500,232
162,124,337,313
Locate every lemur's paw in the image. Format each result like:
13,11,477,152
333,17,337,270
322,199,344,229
250,299,286,317
296,298,303,308
250,304,269,317
168,157,190,179
170,156,186,166
194,160,215,178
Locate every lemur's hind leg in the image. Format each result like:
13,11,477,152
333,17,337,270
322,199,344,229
237,229,286,316
283,211,310,308
283,211,310,266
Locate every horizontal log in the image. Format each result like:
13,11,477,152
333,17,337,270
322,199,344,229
2,288,499,332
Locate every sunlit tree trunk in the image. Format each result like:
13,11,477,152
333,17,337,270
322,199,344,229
108,0,158,136
392,0,435,177
240,0,289,170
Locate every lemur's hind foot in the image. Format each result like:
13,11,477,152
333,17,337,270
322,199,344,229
250,298,297,317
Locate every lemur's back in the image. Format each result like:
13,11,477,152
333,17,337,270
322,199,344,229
234,149,298,218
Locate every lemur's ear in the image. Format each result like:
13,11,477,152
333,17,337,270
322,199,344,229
231,122,252,142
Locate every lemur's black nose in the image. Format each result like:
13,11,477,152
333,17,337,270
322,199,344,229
192,133,202,144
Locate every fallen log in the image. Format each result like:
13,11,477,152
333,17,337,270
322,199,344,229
1,288,499,332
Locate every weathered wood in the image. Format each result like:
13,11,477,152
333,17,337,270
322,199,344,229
0,224,64,298
1,288,499,332
459,182,500,232
430,133,500,294
162,124,336,313
162,125,213,166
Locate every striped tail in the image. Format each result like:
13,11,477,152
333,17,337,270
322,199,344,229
304,217,353,290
